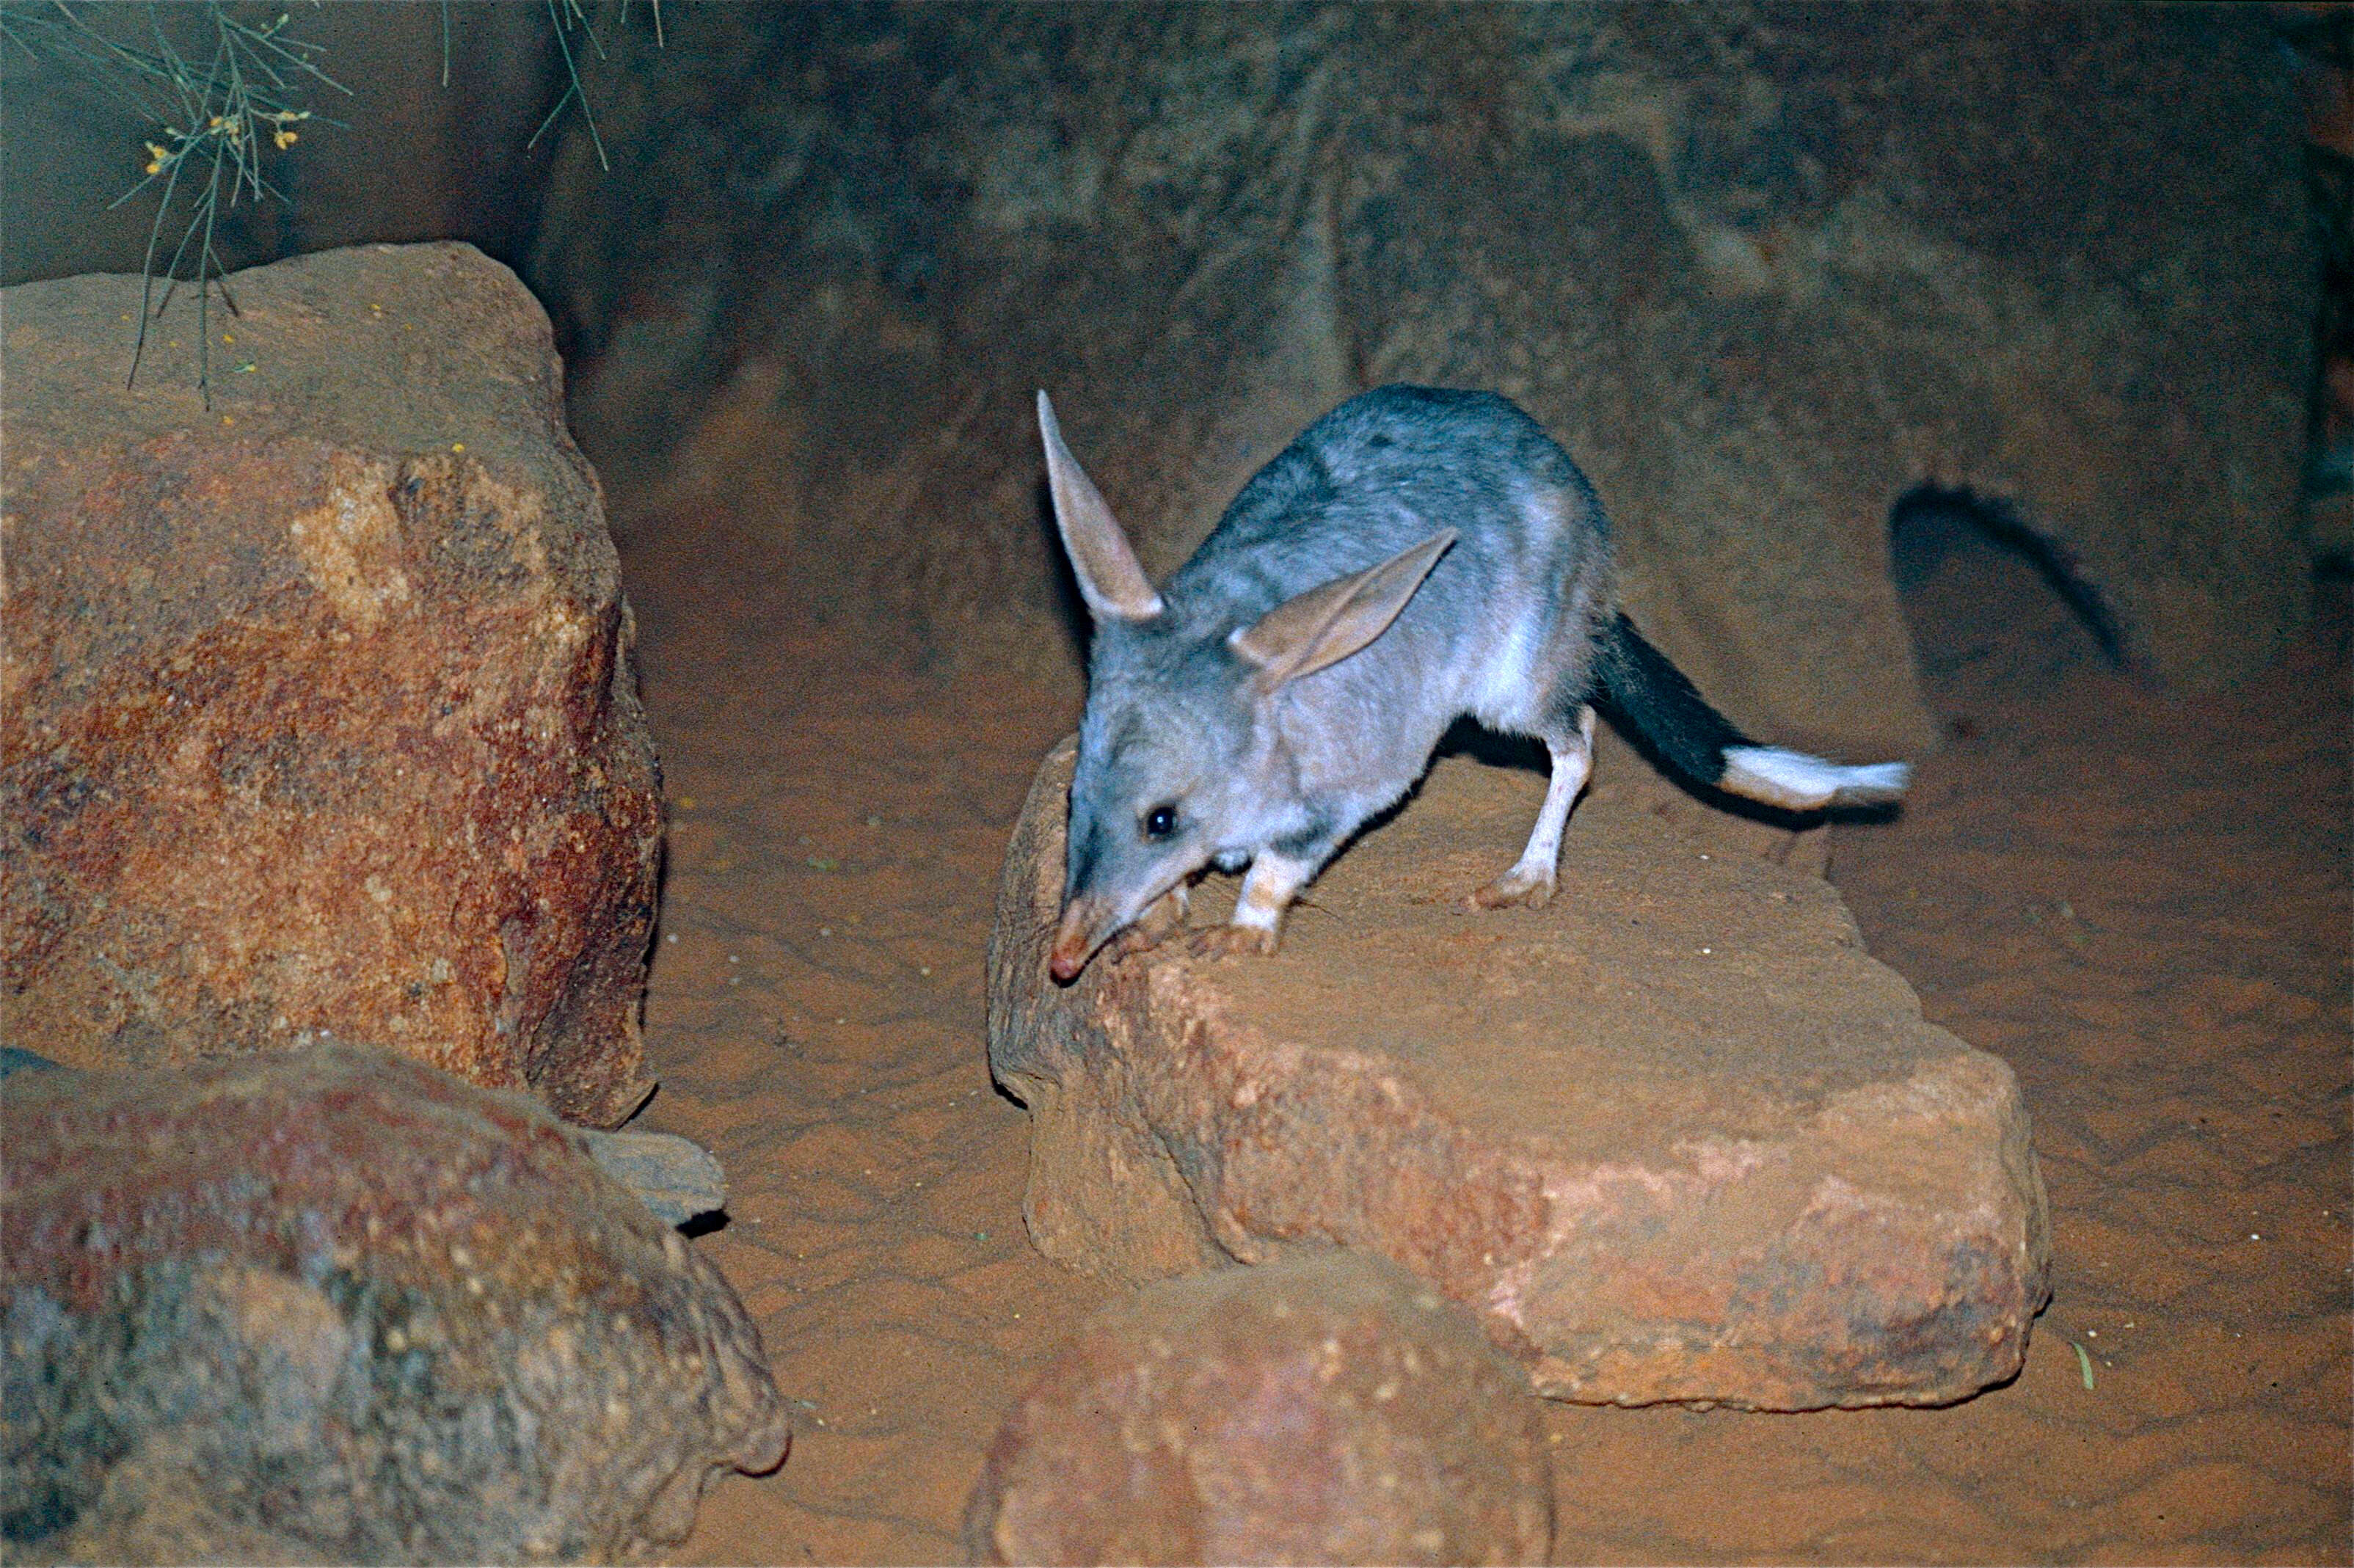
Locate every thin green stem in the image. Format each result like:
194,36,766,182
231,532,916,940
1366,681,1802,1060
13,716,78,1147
196,139,225,405
533,0,608,170
127,142,186,390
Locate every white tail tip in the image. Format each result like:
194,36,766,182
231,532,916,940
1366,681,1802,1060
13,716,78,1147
1720,746,1911,811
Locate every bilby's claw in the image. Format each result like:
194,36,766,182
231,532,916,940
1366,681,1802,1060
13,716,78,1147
1187,923,1280,960
1106,924,1167,961
1469,869,1555,910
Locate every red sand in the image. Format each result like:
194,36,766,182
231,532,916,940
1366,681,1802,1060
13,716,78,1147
623,521,2349,1564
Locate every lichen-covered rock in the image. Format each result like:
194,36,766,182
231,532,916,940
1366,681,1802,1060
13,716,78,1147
962,1251,1552,1567
988,738,2051,1410
0,1044,789,1565
536,5,2312,756
0,242,661,1126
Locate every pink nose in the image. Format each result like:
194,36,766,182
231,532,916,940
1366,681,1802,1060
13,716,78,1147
1048,905,1098,984
1047,927,1089,983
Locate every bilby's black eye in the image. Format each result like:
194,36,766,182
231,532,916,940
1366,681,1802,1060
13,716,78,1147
1143,803,1178,840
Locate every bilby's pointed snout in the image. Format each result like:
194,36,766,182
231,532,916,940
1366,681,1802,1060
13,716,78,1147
1048,898,1109,984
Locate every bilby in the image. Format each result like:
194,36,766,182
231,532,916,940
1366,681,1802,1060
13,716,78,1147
1040,385,1908,983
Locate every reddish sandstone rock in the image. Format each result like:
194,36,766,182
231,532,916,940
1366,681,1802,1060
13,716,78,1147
988,739,2051,1410
0,242,660,1125
962,1251,1552,1567
0,1044,788,1564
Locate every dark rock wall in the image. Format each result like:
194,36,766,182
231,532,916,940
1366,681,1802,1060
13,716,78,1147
532,3,2316,756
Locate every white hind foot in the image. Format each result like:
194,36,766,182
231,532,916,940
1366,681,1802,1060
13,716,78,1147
1471,707,1592,912
1471,864,1555,909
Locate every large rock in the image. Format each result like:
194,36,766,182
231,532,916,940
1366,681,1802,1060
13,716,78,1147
0,242,661,1126
963,1251,1552,1567
0,1044,788,1564
988,740,2051,1410
536,5,2313,756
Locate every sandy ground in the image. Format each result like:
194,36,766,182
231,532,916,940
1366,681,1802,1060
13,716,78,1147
619,515,2349,1564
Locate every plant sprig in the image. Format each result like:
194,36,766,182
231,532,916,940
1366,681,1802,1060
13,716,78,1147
3,1,348,406
4,0,658,406
526,0,663,173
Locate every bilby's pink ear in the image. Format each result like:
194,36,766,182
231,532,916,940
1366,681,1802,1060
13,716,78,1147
1038,391,1164,623
1230,530,1457,689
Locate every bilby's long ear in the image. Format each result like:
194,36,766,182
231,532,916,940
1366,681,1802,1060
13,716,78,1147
1231,529,1457,690
1038,391,1164,623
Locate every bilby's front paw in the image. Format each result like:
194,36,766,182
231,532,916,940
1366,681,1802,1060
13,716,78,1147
1104,925,1165,963
1136,885,1191,940
1105,888,1189,961
1187,923,1280,960
1469,868,1555,910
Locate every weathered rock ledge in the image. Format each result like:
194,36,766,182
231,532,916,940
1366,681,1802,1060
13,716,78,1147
988,739,2051,1410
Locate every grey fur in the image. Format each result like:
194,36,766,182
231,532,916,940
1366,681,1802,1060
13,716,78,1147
1041,384,1906,980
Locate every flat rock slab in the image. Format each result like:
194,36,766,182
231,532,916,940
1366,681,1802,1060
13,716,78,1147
988,739,2051,1410
1,242,661,1125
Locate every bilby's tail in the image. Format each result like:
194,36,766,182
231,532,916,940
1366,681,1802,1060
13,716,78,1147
1592,613,1910,811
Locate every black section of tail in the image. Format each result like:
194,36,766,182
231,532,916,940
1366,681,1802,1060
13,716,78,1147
1591,613,1752,788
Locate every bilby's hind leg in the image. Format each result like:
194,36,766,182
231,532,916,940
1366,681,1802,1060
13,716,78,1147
1471,704,1595,910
